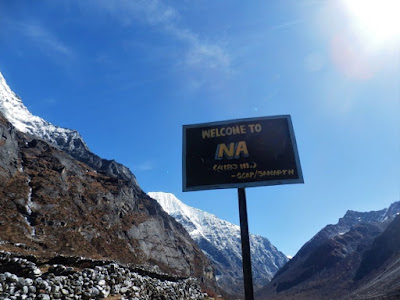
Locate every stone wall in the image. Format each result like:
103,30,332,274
0,251,207,299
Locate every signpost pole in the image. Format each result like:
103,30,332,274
238,188,254,300
183,116,303,299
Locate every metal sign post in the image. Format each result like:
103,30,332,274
182,115,304,300
238,188,254,300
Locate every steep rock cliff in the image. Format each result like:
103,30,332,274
0,111,216,291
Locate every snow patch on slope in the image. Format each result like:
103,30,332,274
0,72,88,151
149,192,242,254
148,191,288,289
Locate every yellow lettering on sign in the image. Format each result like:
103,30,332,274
235,141,249,158
231,169,296,179
215,141,249,160
202,130,210,139
240,125,247,134
248,123,262,133
211,128,216,138
213,163,238,171
215,143,235,159
201,125,248,139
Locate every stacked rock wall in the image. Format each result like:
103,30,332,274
0,251,206,299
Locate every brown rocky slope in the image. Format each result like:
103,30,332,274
0,111,216,293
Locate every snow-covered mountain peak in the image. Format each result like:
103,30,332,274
148,191,240,241
149,191,235,226
0,71,139,185
0,72,88,151
0,72,42,133
149,192,190,216
148,191,288,295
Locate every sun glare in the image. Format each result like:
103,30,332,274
343,0,400,47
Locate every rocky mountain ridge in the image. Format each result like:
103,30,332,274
256,202,400,299
0,72,218,295
148,192,288,298
0,72,137,185
308,201,400,246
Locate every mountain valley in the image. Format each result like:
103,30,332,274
1,71,399,299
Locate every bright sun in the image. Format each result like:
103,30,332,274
343,0,400,47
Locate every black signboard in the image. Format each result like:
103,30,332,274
183,115,303,191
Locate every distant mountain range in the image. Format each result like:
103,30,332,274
256,201,400,300
148,192,288,297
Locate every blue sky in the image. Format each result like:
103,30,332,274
0,0,399,256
